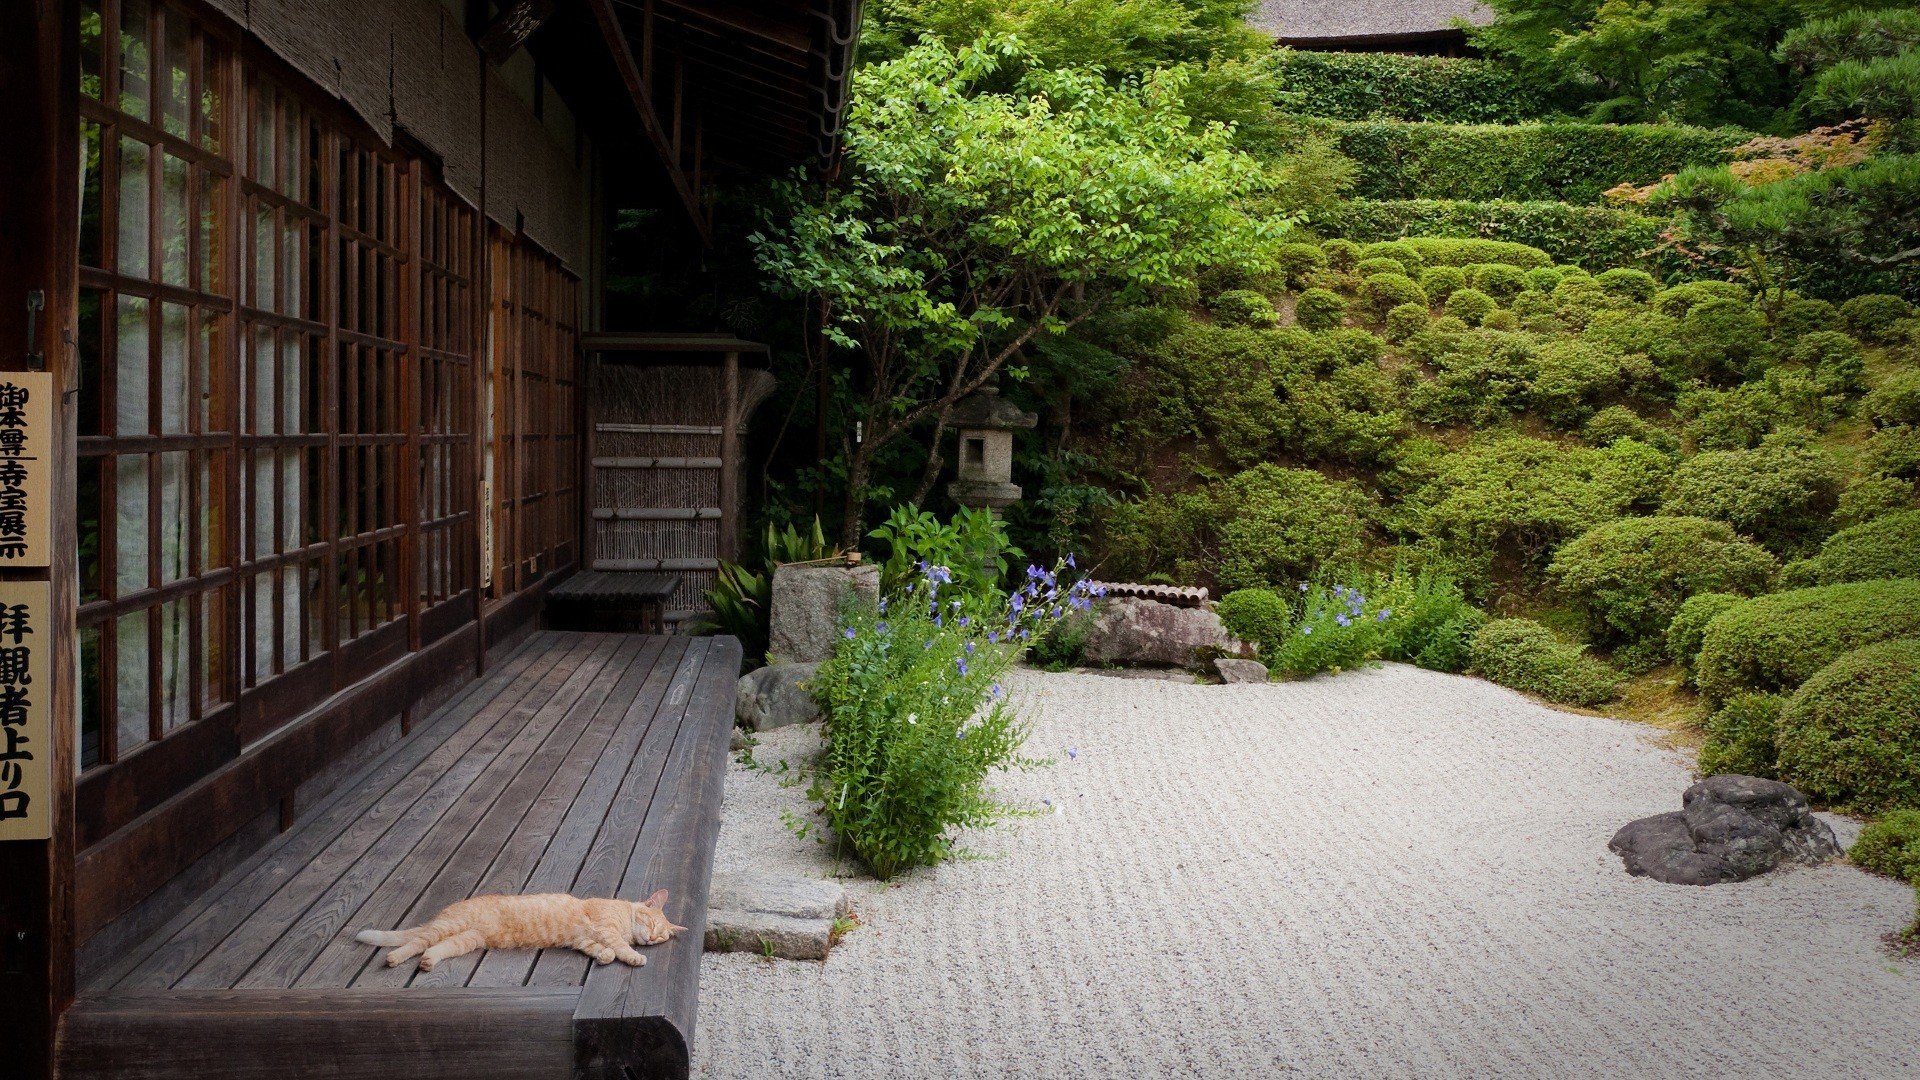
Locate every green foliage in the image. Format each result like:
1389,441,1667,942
1653,280,1749,318
1584,405,1676,451
1359,241,1429,273
1675,369,1846,451
1212,288,1279,328
1269,49,1547,122
1676,297,1774,382
1394,238,1554,269
1384,302,1430,342
1851,809,1920,886
1776,638,1920,813
1835,474,1916,527
1281,118,1748,204
1697,693,1785,778
1443,288,1497,326
1841,294,1916,342
1356,256,1411,279
868,505,1022,598
1363,272,1428,314
1869,426,1920,478
1295,287,1346,329
1318,238,1361,271
704,518,835,661
1778,510,1920,587
1214,465,1375,591
1267,581,1388,676
1311,200,1672,274
1865,371,1920,428
1369,566,1486,673
1549,516,1777,651
1528,338,1628,427
1417,265,1466,302
861,0,1267,77
1469,617,1622,706
1465,262,1531,301
1667,592,1745,682
1216,588,1291,656
1273,242,1329,289
1660,437,1842,553
1778,8,1920,75
1694,579,1920,704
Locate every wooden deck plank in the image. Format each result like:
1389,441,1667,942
462,636,699,988
346,635,669,989
223,636,630,990
168,635,620,990
413,637,690,989
521,638,715,989
102,633,564,991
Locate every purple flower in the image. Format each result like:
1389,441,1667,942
879,598,888,614
1336,614,1351,627
990,683,1003,698
1019,628,1031,640
1376,609,1391,621
1011,594,1026,613
988,630,1001,644
877,621,890,634
1066,553,1077,568
965,641,975,655
1067,747,1079,761
958,616,970,628
843,627,857,640
957,658,969,676
1301,625,1314,636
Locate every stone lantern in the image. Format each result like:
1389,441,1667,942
945,385,1038,514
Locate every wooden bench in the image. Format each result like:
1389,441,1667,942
546,571,682,633
59,631,742,1080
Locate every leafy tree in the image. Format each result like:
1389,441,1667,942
751,39,1286,546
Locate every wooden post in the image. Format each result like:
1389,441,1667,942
719,352,739,564
0,2,79,1077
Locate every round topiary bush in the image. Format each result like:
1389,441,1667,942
1523,265,1565,292
1363,272,1427,314
1528,338,1625,428
1776,638,1920,813
1667,592,1744,683
1778,510,1920,588
1273,242,1329,290
1384,302,1429,342
1464,263,1529,302
1444,287,1496,326
1549,516,1777,651
1216,588,1291,656
1776,296,1837,337
1660,439,1842,554
1868,426,1920,478
1653,280,1747,318
1595,267,1658,303
1583,405,1676,452
1851,808,1920,885
1697,692,1785,778
1319,238,1361,272
1417,265,1466,303
1694,579,1920,704
1212,289,1279,329
1840,293,1915,343
1834,474,1916,528
1468,618,1621,706
1356,256,1412,279
1359,241,1428,274
1864,371,1920,429
1789,330,1866,398
1295,287,1347,330
1678,297,1773,381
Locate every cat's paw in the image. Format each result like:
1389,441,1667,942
417,956,437,971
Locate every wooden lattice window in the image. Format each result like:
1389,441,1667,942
488,234,580,598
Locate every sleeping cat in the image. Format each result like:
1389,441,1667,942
355,889,686,971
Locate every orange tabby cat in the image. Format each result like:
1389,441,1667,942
355,889,685,971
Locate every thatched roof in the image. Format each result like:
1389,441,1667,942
1250,0,1493,44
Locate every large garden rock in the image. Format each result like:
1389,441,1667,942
736,662,822,731
704,871,852,961
769,563,880,663
1609,774,1842,886
1079,596,1239,671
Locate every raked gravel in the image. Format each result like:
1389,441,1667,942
693,663,1919,1079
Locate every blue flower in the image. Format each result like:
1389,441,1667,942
958,616,970,628
1376,608,1391,621
965,641,975,655
843,627,857,640
1066,553,1077,568
1298,582,1310,592
1301,625,1314,635
988,630,1001,644
876,621,890,634
1011,594,1026,613
957,658,969,676
1067,747,1078,761
1019,628,1031,640
990,683,1003,698
1336,614,1351,627
879,598,888,614
923,640,934,650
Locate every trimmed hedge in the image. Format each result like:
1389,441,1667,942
1270,50,1547,123
1217,588,1291,657
1469,618,1621,706
1667,592,1743,682
1309,199,1675,274
1660,440,1842,555
1851,809,1920,886
1548,516,1776,651
1777,638,1920,813
1778,510,1920,588
1279,118,1748,204
1693,580,1920,705
1697,693,1785,778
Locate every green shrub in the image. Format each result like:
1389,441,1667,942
1311,199,1670,273
1595,267,1658,303
1318,238,1361,272
1868,427,1920,478
1444,287,1497,326
1835,475,1915,528
1270,50,1547,123
1469,618,1622,706
1217,588,1291,656
1694,580,1920,704
1384,302,1429,342
1778,510,1920,588
1214,465,1376,592
1407,328,1538,425
1864,372,1920,429
1358,241,1428,274
1676,297,1773,382
1654,280,1748,318
1273,242,1329,289
1396,237,1552,269
1524,266,1565,292
1776,296,1838,337
1549,516,1777,651
1790,330,1866,399
869,506,1022,600
1275,363,1407,464
1212,288,1279,328
1363,272,1427,314
1697,693,1785,778
1660,439,1842,554
1840,293,1915,343
1675,371,1839,452
1417,265,1466,302
1851,809,1920,885
1667,592,1744,681
1481,308,1521,332
1464,262,1529,301
1356,256,1412,279
1296,287,1346,329
1370,566,1485,673
1528,338,1624,427
1268,581,1388,677
1776,638,1920,813
1582,309,1688,381
1583,405,1676,452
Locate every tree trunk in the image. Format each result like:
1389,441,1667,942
840,444,872,552
907,403,956,510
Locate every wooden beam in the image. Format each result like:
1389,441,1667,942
476,0,562,65
585,0,708,243
653,0,813,54
0,3,79,1078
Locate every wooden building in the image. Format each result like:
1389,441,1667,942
0,1,858,1076
1251,0,1493,55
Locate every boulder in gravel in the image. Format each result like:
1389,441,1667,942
736,662,822,731
1214,658,1269,684
1610,774,1842,885
769,563,880,663
1079,596,1240,671
704,871,852,961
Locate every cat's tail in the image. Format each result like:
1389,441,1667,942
356,928,416,947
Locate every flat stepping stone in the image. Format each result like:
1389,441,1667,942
704,871,851,961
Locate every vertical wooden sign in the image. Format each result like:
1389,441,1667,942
0,579,51,841
0,370,53,567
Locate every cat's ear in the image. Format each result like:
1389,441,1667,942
644,888,669,910
667,922,688,936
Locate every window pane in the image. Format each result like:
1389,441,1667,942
158,597,190,731
78,288,103,437
281,448,302,553
115,294,150,435
198,310,224,432
158,450,187,583
79,625,102,770
199,450,224,569
80,122,103,268
118,0,152,121
117,137,151,280
198,37,224,154
159,301,187,432
115,614,150,755
251,204,274,311
196,167,224,294
78,454,103,604
160,10,191,139
80,0,104,99
160,153,189,287
115,453,150,596
248,448,273,557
